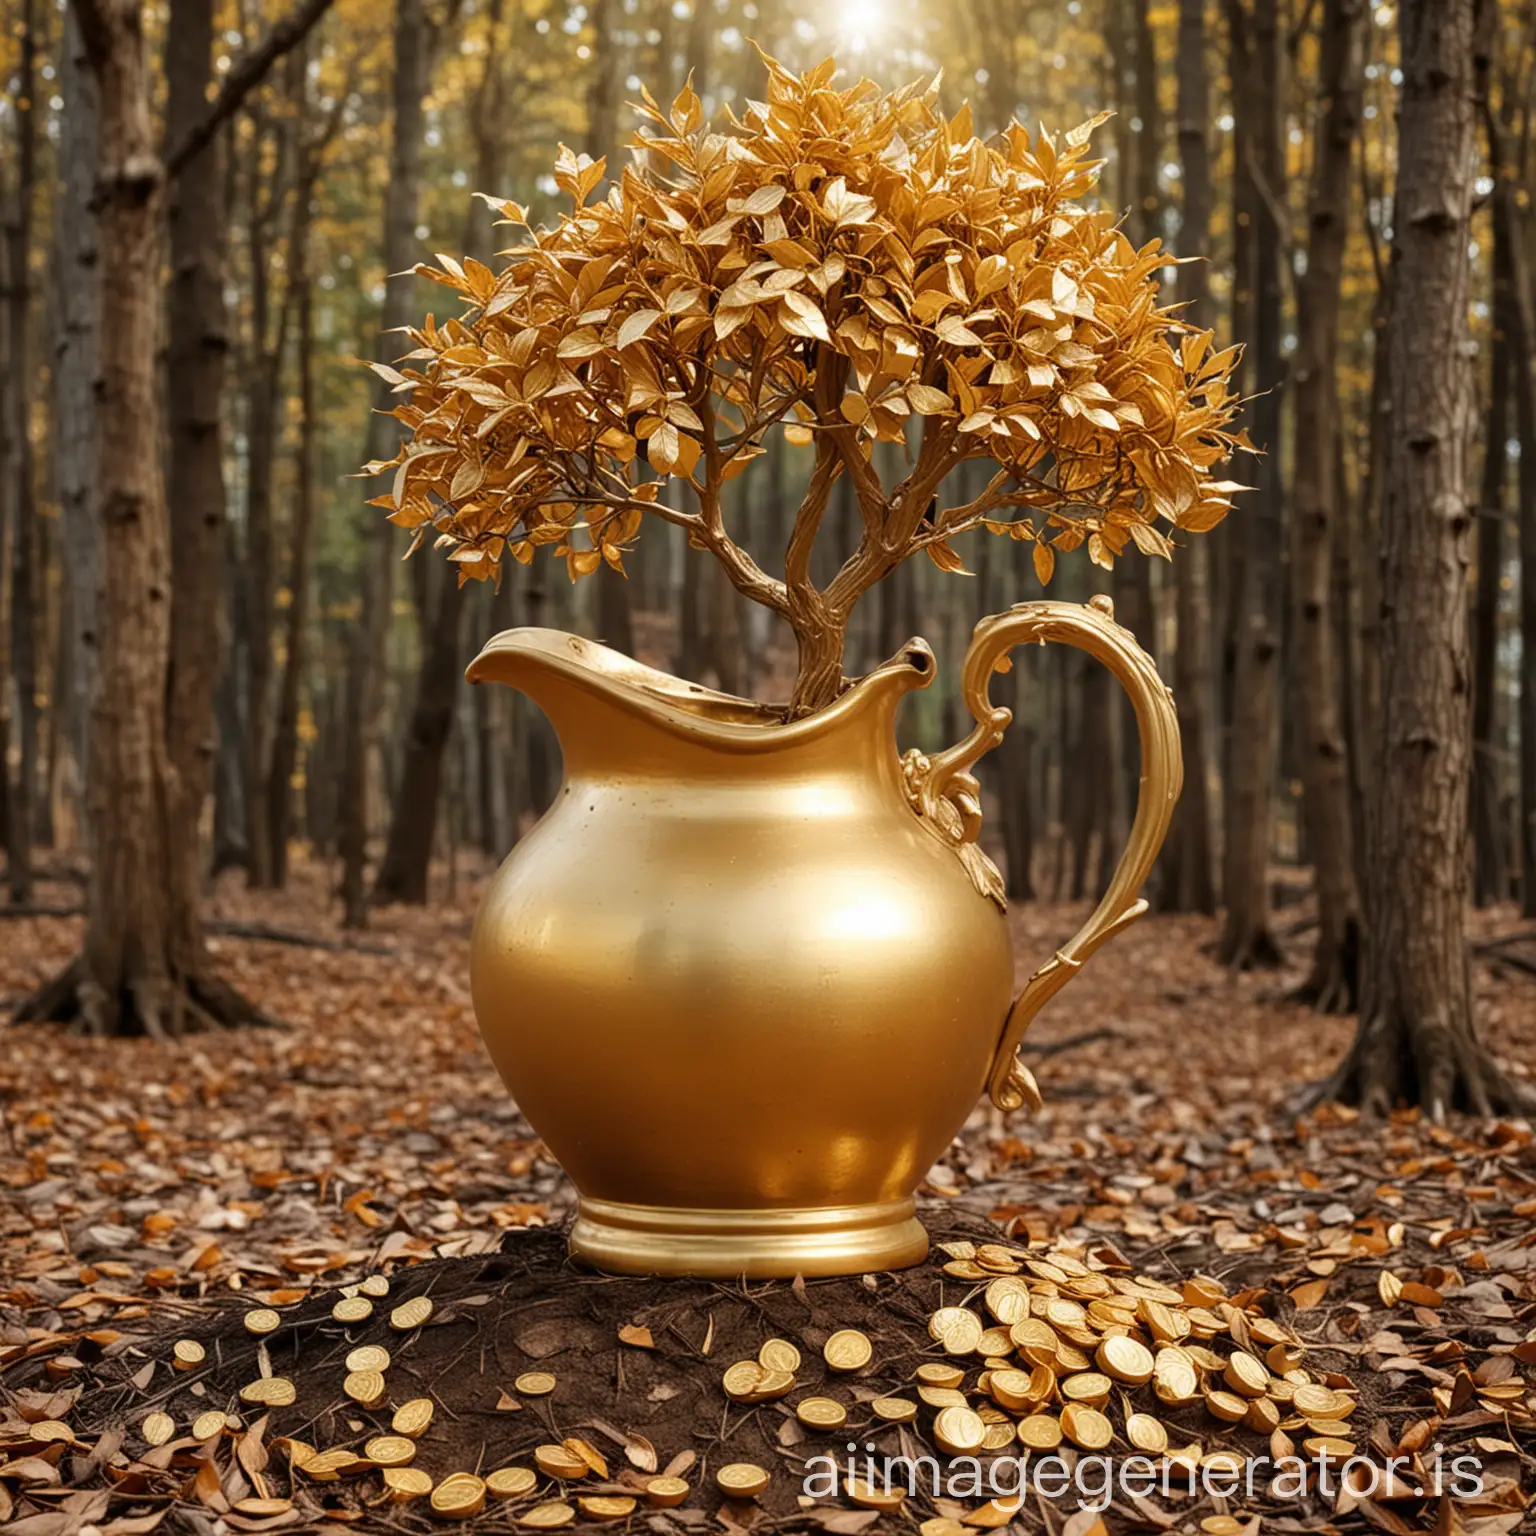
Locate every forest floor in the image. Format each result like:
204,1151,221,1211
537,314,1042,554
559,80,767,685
1,855,1534,1536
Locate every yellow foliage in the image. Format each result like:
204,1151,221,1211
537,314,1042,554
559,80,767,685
366,52,1246,598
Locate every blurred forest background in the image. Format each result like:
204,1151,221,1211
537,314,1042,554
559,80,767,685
0,0,1531,1049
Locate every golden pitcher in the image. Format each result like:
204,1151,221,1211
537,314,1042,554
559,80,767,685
466,595,1180,1278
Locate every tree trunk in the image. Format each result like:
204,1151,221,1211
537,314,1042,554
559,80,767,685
53,3,101,842
22,0,253,1035
1156,0,1219,917
266,172,322,888
1321,0,1532,1116
4,0,40,900
163,0,231,969
373,560,467,904
340,0,427,928
1218,0,1285,970
1471,38,1514,909
1289,0,1366,1010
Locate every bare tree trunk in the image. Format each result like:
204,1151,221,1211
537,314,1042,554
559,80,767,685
1320,0,1532,1116
1472,42,1514,908
340,0,427,928
4,0,40,900
1219,0,1285,970
1289,0,1366,1010
54,3,101,842
374,563,467,904
266,165,323,888
1157,0,1219,916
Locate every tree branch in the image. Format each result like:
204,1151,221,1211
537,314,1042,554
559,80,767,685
165,0,337,179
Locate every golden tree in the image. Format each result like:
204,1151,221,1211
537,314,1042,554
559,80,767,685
369,54,1246,716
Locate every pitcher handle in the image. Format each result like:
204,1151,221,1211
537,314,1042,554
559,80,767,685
912,595,1183,1114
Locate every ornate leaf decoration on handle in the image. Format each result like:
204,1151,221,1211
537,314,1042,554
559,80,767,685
907,595,1183,1115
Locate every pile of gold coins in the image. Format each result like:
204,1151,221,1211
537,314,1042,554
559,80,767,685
709,1235,1364,1506
135,1236,1367,1524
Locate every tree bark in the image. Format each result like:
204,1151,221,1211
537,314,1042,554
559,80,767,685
1157,0,1218,916
1218,0,1285,971
4,0,40,900
53,3,101,840
1320,0,1532,1117
340,0,428,928
1471,37,1514,908
373,563,467,904
266,157,324,888
1289,0,1366,1010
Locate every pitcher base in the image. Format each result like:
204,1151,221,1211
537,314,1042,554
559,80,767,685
569,1195,929,1278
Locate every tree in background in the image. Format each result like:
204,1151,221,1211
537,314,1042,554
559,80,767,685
1319,0,1534,1115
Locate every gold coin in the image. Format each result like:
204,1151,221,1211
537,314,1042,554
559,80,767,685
914,1361,965,1388
751,1368,795,1400
1245,1397,1281,1434
365,1435,417,1467
870,1397,917,1423
1303,1436,1357,1459
384,1467,433,1501
279,1439,317,1469
1224,1351,1269,1397
988,1368,1035,1411
823,1329,872,1372
1153,1348,1199,1403
644,1477,690,1508
534,1444,589,1480
716,1463,770,1498
344,1369,386,1407
301,1449,363,1481
141,1411,175,1446
1249,1317,1290,1348
1201,1519,1245,1536
579,1496,637,1521
1060,1404,1112,1451
563,1438,608,1478
929,1306,984,1354
759,1338,801,1373
1060,1370,1112,1404
393,1398,435,1437
516,1371,558,1397
1140,1299,1190,1343
933,1405,986,1454
487,1467,539,1499
982,1422,1017,1451
520,1502,576,1528
332,1296,373,1324
390,1295,434,1331
173,1339,205,1368
917,1385,967,1409
29,1420,75,1443
977,1243,1024,1270
431,1472,487,1518
1097,1335,1155,1386
360,1274,391,1298
1291,1383,1340,1418
1125,1413,1168,1454
233,1499,293,1516
847,1478,906,1511
1203,1451,1246,1477
244,1309,281,1336
347,1345,392,1373
1009,1318,1059,1364
1017,1413,1062,1451
1266,1344,1305,1375
1204,1389,1249,1423
984,1277,1031,1325
1305,1417,1353,1437
795,1397,847,1430
1045,1298,1087,1331
191,1411,225,1441
975,1327,1013,1356
722,1361,764,1401
240,1377,296,1406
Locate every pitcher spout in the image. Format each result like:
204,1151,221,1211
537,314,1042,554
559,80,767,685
464,627,935,776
